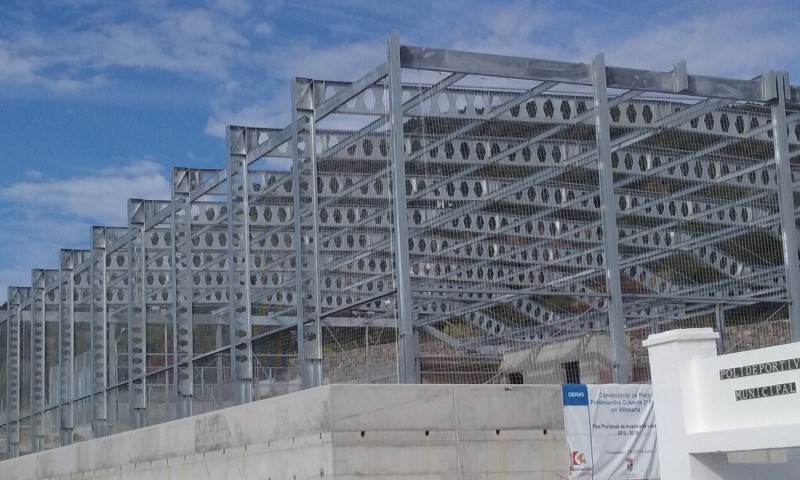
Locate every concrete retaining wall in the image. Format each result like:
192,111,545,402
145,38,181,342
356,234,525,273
0,384,569,479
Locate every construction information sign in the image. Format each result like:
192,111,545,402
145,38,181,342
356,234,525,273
562,384,659,479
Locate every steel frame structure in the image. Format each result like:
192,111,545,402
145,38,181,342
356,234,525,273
3,33,800,457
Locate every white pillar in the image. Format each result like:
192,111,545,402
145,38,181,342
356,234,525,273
643,328,718,480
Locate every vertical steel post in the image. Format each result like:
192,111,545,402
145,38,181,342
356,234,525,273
365,324,370,382
767,71,800,342
715,303,726,354
216,324,223,409
90,227,108,438
293,80,323,388
128,201,147,429
172,169,194,417
6,287,21,458
30,270,46,453
291,108,309,388
42,270,59,447
59,250,75,446
103,227,130,436
227,126,254,404
591,53,630,383
307,99,323,388
388,32,419,383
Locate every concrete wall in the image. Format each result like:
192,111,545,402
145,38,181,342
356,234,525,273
0,384,569,479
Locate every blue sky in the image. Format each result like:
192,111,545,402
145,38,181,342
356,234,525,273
1,0,800,303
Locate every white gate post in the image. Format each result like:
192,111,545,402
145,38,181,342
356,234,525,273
643,328,718,480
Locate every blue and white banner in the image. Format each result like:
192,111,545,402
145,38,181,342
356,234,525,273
563,384,659,479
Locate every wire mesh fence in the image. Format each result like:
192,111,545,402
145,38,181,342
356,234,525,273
252,331,299,399
2,35,800,458
192,351,234,413
310,78,402,387
399,70,622,386
105,383,128,437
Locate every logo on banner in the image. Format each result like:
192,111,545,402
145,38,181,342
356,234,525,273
626,457,634,471
570,451,592,474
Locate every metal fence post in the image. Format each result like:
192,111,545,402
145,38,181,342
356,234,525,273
42,270,59,447
227,126,254,404
90,227,108,438
293,80,323,388
6,287,21,458
591,53,630,383
127,202,148,429
30,270,46,453
290,108,309,388
59,250,75,446
766,71,800,342
172,169,194,417
388,32,419,383
715,303,726,354
100,229,128,434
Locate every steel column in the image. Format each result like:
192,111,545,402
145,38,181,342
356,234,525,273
388,32,419,383
44,269,59,441
30,270,46,453
6,287,21,458
293,80,323,388
18,288,31,454
591,53,630,383
102,228,128,434
715,303,726,354
227,126,254,404
59,250,75,446
216,324,224,409
767,71,800,341
290,104,310,388
172,169,194,417
90,227,108,438
128,202,147,429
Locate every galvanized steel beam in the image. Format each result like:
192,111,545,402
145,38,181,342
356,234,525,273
172,169,194,418
389,32,419,383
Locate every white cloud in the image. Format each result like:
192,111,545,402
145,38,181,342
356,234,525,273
0,159,170,225
204,100,291,138
213,0,251,17
79,10,249,79
484,1,551,39
202,34,388,138
0,41,105,92
599,9,799,77
253,21,272,37
202,36,393,138
0,5,252,92
0,45,40,82
0,159,171,303
0,219,92,304
269,40,385,82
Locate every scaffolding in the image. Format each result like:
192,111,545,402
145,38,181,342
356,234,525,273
2,33,800,458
